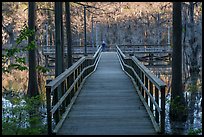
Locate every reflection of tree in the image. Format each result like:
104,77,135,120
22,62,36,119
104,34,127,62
181,3,202,129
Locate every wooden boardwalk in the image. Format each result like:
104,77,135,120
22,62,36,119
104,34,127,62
57,52,156,135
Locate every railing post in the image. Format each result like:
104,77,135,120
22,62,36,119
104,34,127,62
149,81,153,113
61,81,66,114
160,86,165,134
155,87,159,123
53,88,60,125
79,64,82,85
46,86,52,135
141,73,144,97
76,68,79,90
145,76,148,104
74,70,77,92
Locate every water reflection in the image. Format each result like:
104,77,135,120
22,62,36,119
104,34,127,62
141,59,202,135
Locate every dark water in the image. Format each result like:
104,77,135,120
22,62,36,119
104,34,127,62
2,56,202,135
144,60,202,135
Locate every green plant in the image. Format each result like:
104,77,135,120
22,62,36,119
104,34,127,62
168,96,188,121
2,95,47,135
188,128,202,135
2,25,49,74
2,25,49,135
187,84,199,93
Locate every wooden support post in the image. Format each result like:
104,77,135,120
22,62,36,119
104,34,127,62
53,88,60,124
61,81,66,114
66,76,71,105
160,86,165,134
71,73,75,98
145,76,148,104
141,73,144,97
150,82,153,113
46,86,52,135
155,87,159,123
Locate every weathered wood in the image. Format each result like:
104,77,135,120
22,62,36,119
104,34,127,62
117,46,166,133
131,56,166,90
46,46,102,134
53,63,98,133
46,57,85,92
57,52,156,135
117,50,162,113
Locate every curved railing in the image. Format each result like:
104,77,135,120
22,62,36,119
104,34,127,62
46,46,102,134
116,45,166,134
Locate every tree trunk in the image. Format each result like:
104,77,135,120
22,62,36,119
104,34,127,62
189,2,200,82
170,2,188,122
61,2,65,72
53,2,64,124
48,2,53,46
27,2,39,97
188,2,200,128
55,2,63,77
65,2,72,68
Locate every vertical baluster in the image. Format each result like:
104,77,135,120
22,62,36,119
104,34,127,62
66,75,71,105
141,73,144,97
84,60,87,77
46,86,52,135
71,72,75,98
82,61,84,80
82,63,84,82
160,86,165,134
155,87,159,123
138,70,142,94
149,81,153,113
53,88,60,126
74,69,77,92
61,80,66,114
130,60,133,78
76,68,78,92
64,79,67,107
79,64,82,85
145,75,148,104
136,66,140,86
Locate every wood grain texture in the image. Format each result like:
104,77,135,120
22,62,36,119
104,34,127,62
57,52,156,135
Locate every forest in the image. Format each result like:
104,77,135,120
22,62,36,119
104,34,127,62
2,2,202,135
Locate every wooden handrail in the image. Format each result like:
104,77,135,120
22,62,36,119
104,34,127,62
116,45,166,134
46,57,86,92
46,46,102,135
117,44,171,47
131,56,166,90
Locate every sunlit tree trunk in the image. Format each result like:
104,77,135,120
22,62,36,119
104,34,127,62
170,2,188,122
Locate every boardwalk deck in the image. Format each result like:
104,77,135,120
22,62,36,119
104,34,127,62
57,52,156,135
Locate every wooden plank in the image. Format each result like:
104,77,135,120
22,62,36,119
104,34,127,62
57,52,156,135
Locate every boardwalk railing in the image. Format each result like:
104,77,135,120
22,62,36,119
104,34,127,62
46,46,102,135
118,44,172,54
116,45,166,134
42,45,98,55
